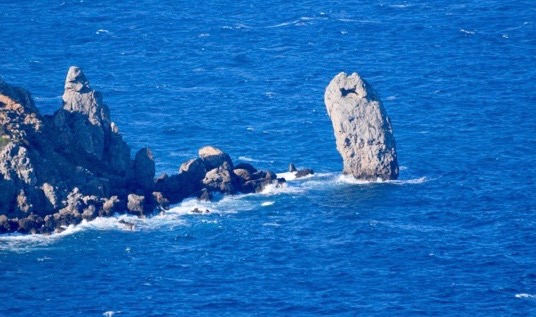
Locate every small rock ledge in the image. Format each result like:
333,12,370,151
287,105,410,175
0,67,284,234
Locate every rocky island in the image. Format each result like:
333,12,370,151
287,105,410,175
0,68,395,235
0,67,286,234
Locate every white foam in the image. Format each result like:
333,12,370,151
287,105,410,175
265,16,322,29
34,95,62,101
266,21,297,28
515,293,536,299
168,195,256,216
259,182,302,195
337,174,428,185
237,156,273,164
0,224,77,252
277,170,318,182
103,311,121,317
0,214,165,252
388,177,428,185
0,169,428,250
337,174,378,185
262,222,281,227
277,171,297,181
388,4,412,8
460,29,476,35
338,18,380,24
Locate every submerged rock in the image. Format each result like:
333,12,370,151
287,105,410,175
324,72,399,180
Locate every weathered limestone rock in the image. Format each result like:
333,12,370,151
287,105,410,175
154,170,201,205
179,158,206,181
202,163,236,194
0,68,139,232
127,194,145,215
152,191,170,210
102,196,123,216
199,146,233,170
234,168,252,181
324,72,399,180
53,66,133,186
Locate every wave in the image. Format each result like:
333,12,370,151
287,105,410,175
387,4,413,9
0,214,145,252
333,174,428,186
237,156,274,164
515,293,536,299
96,29,110,35
265,16,326,28
34,95,62,101
460,29,476,35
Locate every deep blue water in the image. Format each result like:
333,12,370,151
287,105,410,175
1,0,536,315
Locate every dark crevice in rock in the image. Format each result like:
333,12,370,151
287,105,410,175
340,87,357,97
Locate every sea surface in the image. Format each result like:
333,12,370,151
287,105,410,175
1,0,535,316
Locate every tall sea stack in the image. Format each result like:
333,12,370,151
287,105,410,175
324,72,399,180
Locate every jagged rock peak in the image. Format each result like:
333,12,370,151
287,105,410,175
325,72,399,180
61,66,111,126
65,66,90,93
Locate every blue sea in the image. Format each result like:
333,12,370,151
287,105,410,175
1,0,535,315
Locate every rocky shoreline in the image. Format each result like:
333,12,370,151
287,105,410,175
0,67,314,234
0,67,396,235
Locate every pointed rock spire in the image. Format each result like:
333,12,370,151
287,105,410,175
64,66,90,93
61,66,110,126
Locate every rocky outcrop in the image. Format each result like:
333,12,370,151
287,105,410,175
156,145,284,202
324,72,399,180
0,67,285,234
288,163,314,179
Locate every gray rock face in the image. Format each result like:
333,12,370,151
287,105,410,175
133,147,155,193
127,194,146,216
0,67,147,233
202,166,235,194
199,146,233,170
324,72,399,180
53,66,133,183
